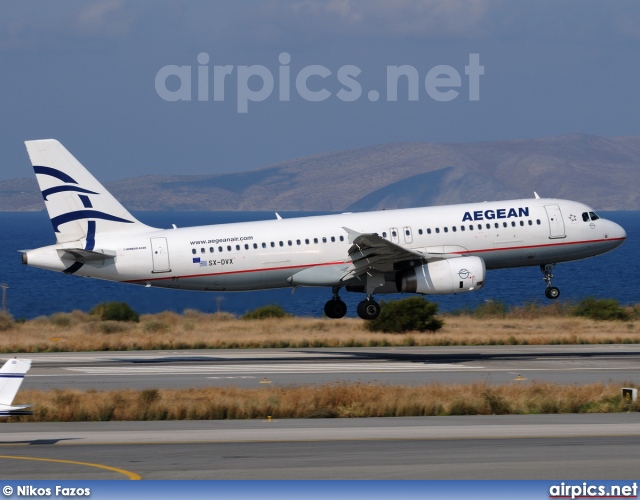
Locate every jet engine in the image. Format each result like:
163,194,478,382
396,256,485,295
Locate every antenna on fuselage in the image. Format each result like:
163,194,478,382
275,213,282,220
534,192,540,199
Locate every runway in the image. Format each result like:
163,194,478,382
16,345,640,391
2,345,639,479
1,415,640,479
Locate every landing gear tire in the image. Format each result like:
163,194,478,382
324,299,347,319
357,299,380,320
545,287,560,300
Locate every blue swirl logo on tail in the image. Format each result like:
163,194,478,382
34,165,133,274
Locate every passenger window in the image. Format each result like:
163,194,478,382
191,249,196,255
288,240,292,246
589,212,600,221
236,245,240,251
435,228,440,234
314,238,318,244
536,219,541,225
262,243,266,248
296,240,301,245
227,245,232,251
331,236,335,242
201,248,205,254
427,229,431,234
486,224,490,229
469,225,473,231
495,223,499,229
511,221,516,227
271,242,275,247
460,226,465,232
218,246,223,252
418,229,423,235
503,222,507,228
392,231,397,237
244,244,249,250
477,224,482,230
452,226,457,232
279,241,284,247
210,247,214,253
582,212,590,222
322,237,327,243
305,239,309,244
253,243,258,249
528,220,532,226
382,232,387,238
520,221,524,226
444,227,448,233
340,236,344,242
405,229,410,236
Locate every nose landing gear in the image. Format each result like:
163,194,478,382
541,264,560,299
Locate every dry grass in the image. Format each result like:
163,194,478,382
5,382,638,422
0,309,638,352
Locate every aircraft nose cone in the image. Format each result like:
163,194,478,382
611,221,626,244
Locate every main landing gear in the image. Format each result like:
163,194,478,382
356,297,380,320
324,287,347,319
323,287,381,320
541,264,560,299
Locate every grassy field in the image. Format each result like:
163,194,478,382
4,382,638,422
1,303,638,421
0,305,638,353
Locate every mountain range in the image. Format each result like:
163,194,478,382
2,134,639,212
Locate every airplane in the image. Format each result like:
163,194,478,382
21,139,626,320
0,358,33,417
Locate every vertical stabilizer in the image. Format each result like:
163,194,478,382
25,139,156,244
0,358,31,406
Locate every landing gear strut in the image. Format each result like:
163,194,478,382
324,287,347,319
357,297,380,320
541,264,560,299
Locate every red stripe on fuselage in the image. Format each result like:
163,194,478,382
122,237,624,284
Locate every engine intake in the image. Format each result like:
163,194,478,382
396,256,485,295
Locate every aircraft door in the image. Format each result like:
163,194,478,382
390,228,399,244
544,205,566,239
403,226,413,244
150,237,171,273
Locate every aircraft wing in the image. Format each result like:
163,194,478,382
341,227,461,281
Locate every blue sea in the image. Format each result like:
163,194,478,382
1,211,638,319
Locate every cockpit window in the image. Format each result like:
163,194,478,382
589,211,600,221
582,212,589,222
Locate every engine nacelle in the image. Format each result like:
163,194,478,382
396,256,486,295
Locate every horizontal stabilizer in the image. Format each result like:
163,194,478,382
57,248,116,262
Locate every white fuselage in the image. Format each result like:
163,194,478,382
24,198,626,294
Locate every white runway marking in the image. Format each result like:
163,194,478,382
64,362,485,375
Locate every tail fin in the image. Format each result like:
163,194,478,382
25,139,155,244
0,358,31,407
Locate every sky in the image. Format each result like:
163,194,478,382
2,0,640,182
